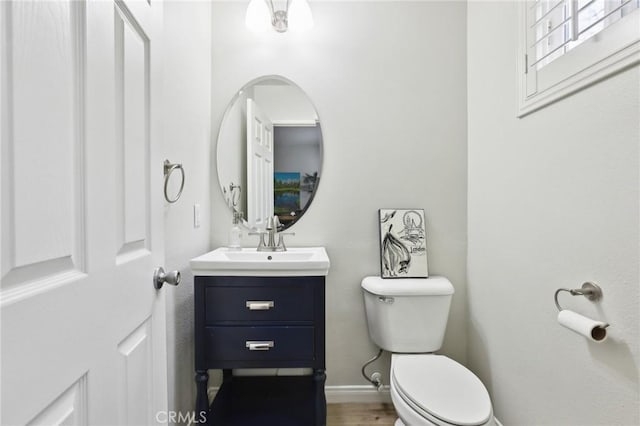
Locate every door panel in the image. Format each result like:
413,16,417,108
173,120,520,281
1,0,86,302
117,319,153,426
1,0,167,424
115,1,150,262
247,98,274,229
27,374,88,426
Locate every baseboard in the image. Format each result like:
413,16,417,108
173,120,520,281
325,385,392,404
208,384,392,404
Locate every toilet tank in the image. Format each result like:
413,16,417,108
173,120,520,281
361,276,454,353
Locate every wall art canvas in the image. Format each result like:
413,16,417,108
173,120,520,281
379,209,428,278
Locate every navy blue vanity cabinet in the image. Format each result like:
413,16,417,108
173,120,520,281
194,275,326,426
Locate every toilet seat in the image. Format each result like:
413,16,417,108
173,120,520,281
391,354,492,426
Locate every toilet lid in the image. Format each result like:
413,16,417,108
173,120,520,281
392,355,492,426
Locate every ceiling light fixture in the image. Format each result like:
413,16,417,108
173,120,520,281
245,0,314,33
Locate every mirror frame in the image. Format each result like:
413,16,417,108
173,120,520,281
216,75,323,231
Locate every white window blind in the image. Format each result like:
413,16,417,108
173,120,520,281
518,0,640,116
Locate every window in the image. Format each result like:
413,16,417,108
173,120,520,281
518,0,640,116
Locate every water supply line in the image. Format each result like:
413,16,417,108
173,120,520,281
361,348,384,391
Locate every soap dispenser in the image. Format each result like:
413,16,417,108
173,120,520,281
228,211,243,250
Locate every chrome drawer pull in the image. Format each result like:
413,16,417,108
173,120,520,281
246,341,274,351
246,301,274,310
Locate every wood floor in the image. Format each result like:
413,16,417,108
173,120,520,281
327,403,397,426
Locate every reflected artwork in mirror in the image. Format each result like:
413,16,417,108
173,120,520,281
216,76,323,231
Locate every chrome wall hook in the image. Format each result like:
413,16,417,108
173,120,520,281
554,282,604,312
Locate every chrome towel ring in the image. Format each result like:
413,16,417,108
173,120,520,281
163,159,185,204
229,183,241,207
223,182,242,208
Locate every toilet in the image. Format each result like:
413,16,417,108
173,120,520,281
361,276,496,426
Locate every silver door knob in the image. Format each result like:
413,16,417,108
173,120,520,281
153,267,181,290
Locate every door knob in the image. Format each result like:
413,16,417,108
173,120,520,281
153,267,181,290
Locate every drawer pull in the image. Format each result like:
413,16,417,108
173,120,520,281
246,300,275,310
246,341,274,351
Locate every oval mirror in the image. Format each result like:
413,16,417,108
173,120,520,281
216,76,323,231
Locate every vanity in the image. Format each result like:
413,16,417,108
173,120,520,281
191,247,330,425
196,74,328,424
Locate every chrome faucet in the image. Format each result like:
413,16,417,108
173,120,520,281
266,215,279,248
250,215,294,251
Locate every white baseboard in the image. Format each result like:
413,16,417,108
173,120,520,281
208,384,392,404
325,385,392,404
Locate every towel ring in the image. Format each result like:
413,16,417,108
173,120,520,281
554,282,603,312
230,183,241,207
163,160,185,204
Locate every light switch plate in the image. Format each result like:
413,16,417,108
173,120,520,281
194,204,201,228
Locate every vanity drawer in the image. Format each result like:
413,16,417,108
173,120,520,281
205,285,315,323
205,326,315,363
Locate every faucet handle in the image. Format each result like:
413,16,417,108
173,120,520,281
248,231,267,248
277,232,295,251
266,216,276,230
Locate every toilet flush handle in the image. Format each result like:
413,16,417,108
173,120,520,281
378,296,394,304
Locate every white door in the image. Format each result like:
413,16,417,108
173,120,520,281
1,1,168,425
246,98,274,230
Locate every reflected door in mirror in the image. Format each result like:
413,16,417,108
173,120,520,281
247,98,274,229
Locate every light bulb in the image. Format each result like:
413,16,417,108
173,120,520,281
288,0,313,31
245,0,271,32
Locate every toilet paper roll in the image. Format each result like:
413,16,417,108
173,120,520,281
557,309,608,342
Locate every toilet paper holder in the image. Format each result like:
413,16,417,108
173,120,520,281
555,282,610,341
554,282,606,313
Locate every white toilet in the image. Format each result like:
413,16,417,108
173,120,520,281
361,276,496,426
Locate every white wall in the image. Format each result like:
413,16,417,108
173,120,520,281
211,1,468,387
255,84,319,123
467,2,639,425
162,1,212,420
